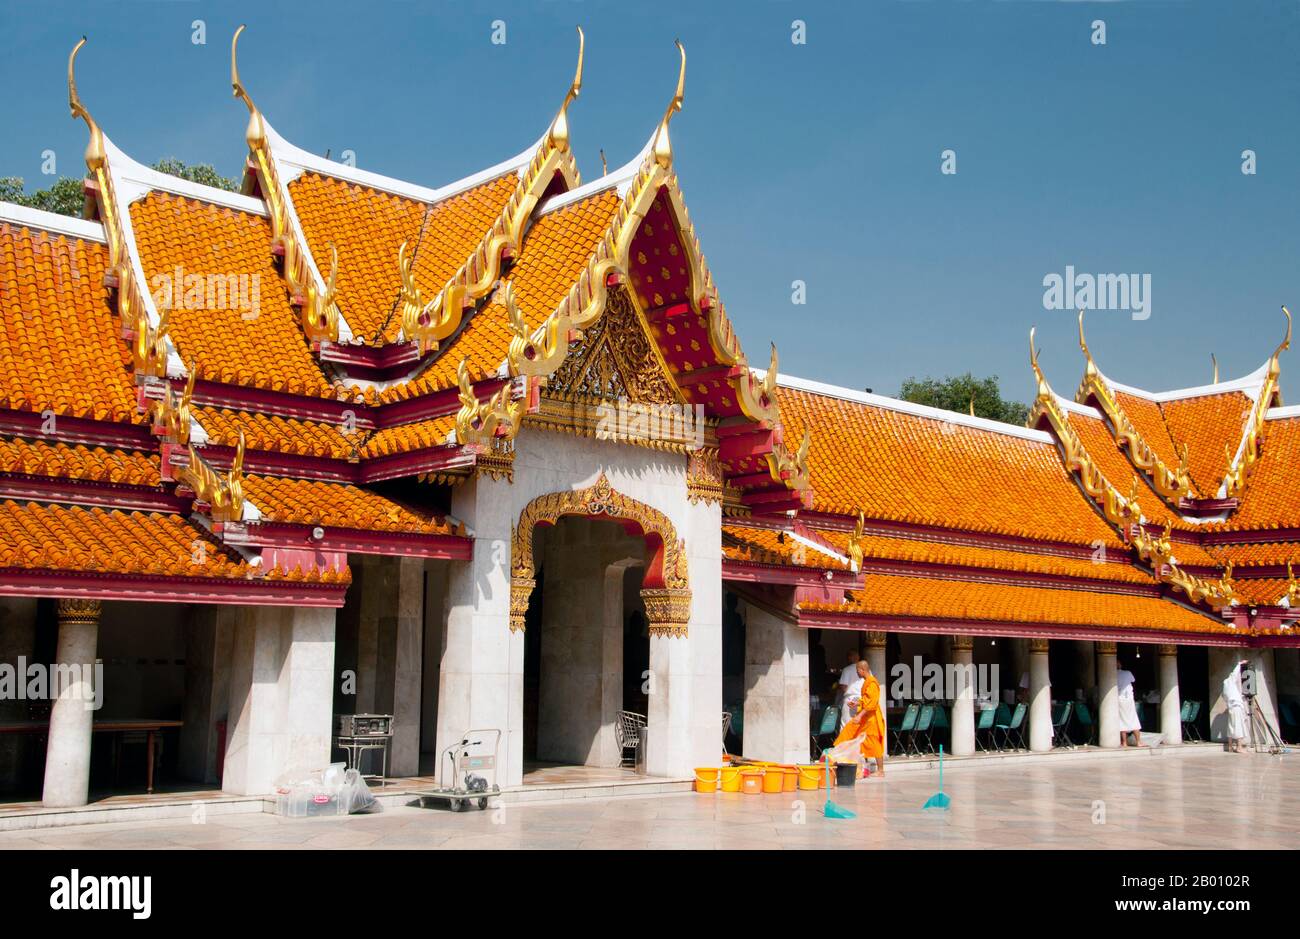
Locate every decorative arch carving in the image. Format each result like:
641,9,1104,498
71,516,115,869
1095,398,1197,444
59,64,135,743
510,473,690,637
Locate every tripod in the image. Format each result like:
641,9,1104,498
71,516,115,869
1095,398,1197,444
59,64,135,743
1246,694,1287,755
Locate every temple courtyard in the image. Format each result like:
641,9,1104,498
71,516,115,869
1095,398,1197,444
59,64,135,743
0,747,1293,850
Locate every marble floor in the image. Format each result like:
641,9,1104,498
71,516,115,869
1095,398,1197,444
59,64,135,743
0,749,1294,850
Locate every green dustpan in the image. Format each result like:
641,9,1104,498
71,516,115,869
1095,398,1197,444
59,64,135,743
922,744,951,810
822,752,856,819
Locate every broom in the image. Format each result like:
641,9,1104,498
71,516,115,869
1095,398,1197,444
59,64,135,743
922,744,951,810
822,752,856,819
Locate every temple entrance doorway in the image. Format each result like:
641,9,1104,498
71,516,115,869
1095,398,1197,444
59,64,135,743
521,515,650,778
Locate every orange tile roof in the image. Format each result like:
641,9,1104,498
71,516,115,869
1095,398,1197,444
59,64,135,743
1227,578,1291,605
287,172,427,343
1159,392,1252,497
360,415,457,458
817,528,1153,584
405,174,520,314
242,474,454,534
1204,416,1300,532
1113,391,1186,488
776,386,1122,546
0,437,160,487
0,224,140,423
383,189,623,399
128,192,341,398
722,525,848,569
1207,541,1300,569
804,572,1232,635
194,406,359,460
1062,407,1181,527
0,500,248,578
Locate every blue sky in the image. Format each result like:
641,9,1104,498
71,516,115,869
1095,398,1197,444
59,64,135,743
2,0,1297,403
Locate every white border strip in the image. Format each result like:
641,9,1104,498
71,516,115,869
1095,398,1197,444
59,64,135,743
266,120,537,205
1105,359,1270,403
0,201,106,242
761,370,1055,443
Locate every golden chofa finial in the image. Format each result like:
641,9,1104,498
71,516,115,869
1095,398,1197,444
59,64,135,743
1276,306,1293,360
1029,326,1048,392
231,25,267,148
67,37,106,170
1211,353,1219,385
1077,308,1101,380
547,26,584,152
600,148,608,177
653,40,686,169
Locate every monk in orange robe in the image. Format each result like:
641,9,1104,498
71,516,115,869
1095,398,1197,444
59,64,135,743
832,659,886,776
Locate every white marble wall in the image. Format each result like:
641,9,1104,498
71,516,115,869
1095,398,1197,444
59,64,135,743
742,604,810,764
436,428,720,784
221,605,337,796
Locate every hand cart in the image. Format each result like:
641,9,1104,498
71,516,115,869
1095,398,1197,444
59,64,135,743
416,728,501,812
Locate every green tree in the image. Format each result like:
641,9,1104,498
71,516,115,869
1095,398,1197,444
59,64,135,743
1,160,239,219
0,176,85,216
898,373,1030,427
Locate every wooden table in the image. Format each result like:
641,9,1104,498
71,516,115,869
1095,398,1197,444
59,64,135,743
0,719,183,794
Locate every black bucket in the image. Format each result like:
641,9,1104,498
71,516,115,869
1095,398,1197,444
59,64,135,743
835,763,858,787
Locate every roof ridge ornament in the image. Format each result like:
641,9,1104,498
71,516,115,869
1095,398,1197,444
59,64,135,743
68,37,106,170
653,40,686,169
230,25,267,150
1211,353,1219,385
547,26,584,153
1075,310,1193,501
1222,305,1292,499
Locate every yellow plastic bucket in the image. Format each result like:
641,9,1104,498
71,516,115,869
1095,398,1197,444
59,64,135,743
719,765,743,793
796,764,825,790
780,765,798,792
761,766,784,793
740,768,764,795
694,767,719,794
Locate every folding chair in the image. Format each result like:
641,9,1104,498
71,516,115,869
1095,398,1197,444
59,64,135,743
1072,701,1096,746
1182,700,1202,742
810,705,840,759
1050,701,1074,749
615,710,647,767
721,711,733,757
994,702,1028,750
890,703,919,755
911,704,936,755
975,707,998,751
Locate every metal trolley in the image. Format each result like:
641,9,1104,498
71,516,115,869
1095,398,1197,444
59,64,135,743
416,728,501,812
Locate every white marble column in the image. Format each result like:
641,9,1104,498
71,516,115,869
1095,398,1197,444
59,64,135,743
1158,644,1182,747
42,599,101,807
222,604,337,796
950,635,976,756
1028,638,1053,751
435,471,521,786
742,604,810,764
1097,641,1119,748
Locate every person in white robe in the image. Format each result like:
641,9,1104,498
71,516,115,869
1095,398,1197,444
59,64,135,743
1116,667,1143,747
1223,660,1248,753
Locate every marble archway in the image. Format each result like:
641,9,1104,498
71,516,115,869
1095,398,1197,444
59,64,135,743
509,473,690,637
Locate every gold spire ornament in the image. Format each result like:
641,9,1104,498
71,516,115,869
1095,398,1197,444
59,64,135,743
547,26,584,153
1223,307,1291,499
1211,353,1219,385
846,511,865,573
653,40,686,169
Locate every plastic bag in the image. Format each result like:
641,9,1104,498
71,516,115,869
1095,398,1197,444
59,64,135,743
827,734,867,765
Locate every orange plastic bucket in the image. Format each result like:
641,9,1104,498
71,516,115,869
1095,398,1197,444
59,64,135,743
740,768,764,795
719,765,743,793
796,764,825,790
761,766,784,793
780,765,798,792
694,767,719,794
